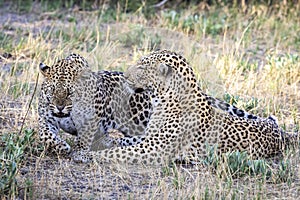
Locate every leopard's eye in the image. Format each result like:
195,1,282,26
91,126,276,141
137,65,145,70
45,85,55,99
69,93,74,99
48,85,55,94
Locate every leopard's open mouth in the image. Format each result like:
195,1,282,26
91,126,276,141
53,112,70,118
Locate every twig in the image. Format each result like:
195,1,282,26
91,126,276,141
18,73,40,135
151,0,168,8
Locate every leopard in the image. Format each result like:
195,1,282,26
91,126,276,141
84,50,296,165
38,53,153,156
38,53,279,161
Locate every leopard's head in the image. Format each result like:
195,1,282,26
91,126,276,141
40,53,89,117
125,50,196,95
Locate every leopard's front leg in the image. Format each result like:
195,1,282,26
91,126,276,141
38,88,71,154
70,103,99,162
38,115,71,154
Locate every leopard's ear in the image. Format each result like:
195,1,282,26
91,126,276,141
158,63,172,77
39,63,51,77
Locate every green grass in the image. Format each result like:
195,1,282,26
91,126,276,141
0,129,35,198
0,0,299,199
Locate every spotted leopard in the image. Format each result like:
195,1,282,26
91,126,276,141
38,54,152,156
84,50,296,165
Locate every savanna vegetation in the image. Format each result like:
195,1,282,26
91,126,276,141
0,0,299,199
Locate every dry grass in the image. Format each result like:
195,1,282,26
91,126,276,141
0,1,299,199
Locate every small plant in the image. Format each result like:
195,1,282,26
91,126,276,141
161,161,178,176
223,93,259,113
223,151,272,179
274,160,294,185
266,53,299,70
40,0,95,11
119,25,161,49
201,145,294,184
202,144,220,169
0,32,13,52
171,164,184,190
223,93,240,106
0,129,35,198
203,186,211,200
161,162,184,190
237,60,259,73
9,82,31,98
15,0,33,13
162,8,228,36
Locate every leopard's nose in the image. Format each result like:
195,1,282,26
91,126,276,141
57,105,65,111
124,73,129,79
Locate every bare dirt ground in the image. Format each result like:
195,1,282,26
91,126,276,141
1,2,299,199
